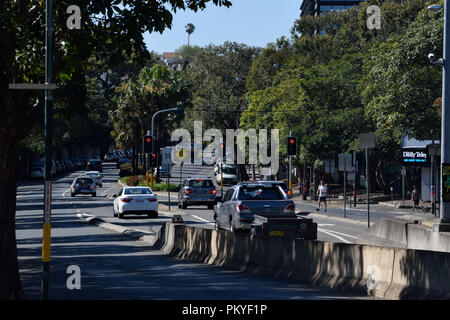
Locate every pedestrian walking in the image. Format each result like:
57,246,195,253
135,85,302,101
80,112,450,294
316,180,328,212
411,186,420,212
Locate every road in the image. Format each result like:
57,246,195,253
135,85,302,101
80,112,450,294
16,163,376,300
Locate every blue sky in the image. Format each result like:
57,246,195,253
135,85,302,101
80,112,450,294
144,0,302,54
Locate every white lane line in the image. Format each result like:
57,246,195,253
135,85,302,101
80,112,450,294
318,224,335,227
62,189,71,197
191,215,215,225
318,228,359,239
317,228,352,244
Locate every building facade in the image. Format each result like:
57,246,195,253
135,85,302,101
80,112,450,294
300,0,364,16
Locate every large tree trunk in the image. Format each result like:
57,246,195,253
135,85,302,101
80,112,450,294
0,141,24,299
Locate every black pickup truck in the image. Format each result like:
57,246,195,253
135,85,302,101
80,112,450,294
213,181,317,240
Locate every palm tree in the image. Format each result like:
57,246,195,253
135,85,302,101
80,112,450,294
185,23,195,46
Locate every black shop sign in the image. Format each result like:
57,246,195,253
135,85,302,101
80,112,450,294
401,148,428,166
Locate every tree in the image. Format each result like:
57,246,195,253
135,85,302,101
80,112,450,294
181,42,261,133
185,23,196,46
0,0,232,299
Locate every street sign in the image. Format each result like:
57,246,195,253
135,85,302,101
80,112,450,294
338,153,352,171
359,133,375,149
161,148,172,166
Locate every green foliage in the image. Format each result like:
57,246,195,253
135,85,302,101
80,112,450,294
181,42,261,133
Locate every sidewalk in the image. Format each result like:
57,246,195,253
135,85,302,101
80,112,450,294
291,192,440,223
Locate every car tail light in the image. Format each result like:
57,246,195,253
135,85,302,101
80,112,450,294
120,198,132,203
236,203,251,214
93,185,96,189
184,189,193,194
147,197,157,202
284,203,295,214
209,190,217,194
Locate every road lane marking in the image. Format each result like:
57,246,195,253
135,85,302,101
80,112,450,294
318,224,335,227
62,189,71,197
191,215,214,225
317,228,352,244
318,228,358,239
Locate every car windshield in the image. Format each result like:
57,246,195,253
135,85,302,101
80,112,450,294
188,180,214,187
124,188,153,195
238,186,284,200
76,178,93,184
222,167,237,174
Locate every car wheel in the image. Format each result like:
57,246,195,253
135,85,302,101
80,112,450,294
178,201,181,209
71,193,75,197
182,202,187,209
99,184,103,188
118,212,124,219
113,207,118,217
92,193,96,197
207,204,214,210
230,218,236,233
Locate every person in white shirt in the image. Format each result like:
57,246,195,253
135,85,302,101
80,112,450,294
316,180,328,212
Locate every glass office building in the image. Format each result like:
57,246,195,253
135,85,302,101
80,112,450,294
300,0,364,16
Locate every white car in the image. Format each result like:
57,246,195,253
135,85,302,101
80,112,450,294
84,171,103,187
113,186,158,219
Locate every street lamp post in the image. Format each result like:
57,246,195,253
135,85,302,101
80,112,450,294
428,3,450,231
149,105,181,189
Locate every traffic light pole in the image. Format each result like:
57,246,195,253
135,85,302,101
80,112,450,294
42,0,54,300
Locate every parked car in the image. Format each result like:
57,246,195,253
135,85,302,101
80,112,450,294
55,160,63,174
30,166,44,179
87,159,103,172
113,186,158,219
84,171,103,187
104,153,115,162
70,176,97,197
116,157,129,169
178,177,217,209
74,158,84,168
213,182,294,232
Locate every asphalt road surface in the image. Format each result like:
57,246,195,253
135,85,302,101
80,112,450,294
16,162,379,300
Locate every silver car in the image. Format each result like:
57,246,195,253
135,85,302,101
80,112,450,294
178,177,217,209
214,183,294,232
70,176,97,197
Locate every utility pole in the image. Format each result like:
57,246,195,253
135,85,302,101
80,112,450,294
42,0,54,300
366,147,370,228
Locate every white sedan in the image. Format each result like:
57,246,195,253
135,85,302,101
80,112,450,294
85,171,103,187
113,186,158,219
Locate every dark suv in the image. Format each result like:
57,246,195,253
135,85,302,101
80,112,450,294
87,159,102,172
178,177,217,209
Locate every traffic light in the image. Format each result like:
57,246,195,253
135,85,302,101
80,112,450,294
150,153,157,167
143,135,154,154
287,136,297,156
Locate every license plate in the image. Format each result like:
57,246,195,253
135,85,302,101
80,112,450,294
269,231,284,236
136,199,144,203
196,190,206,194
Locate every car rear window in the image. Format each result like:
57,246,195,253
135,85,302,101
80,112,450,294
76,178,93,184
86,172,98,176
238,186,284,200
188,180,214,188
124,188,153,195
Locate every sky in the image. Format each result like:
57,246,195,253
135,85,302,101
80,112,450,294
144,0,302,54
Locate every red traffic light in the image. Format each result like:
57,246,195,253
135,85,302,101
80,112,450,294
146,137,151,143
152,153,156,158
290,139,295,144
